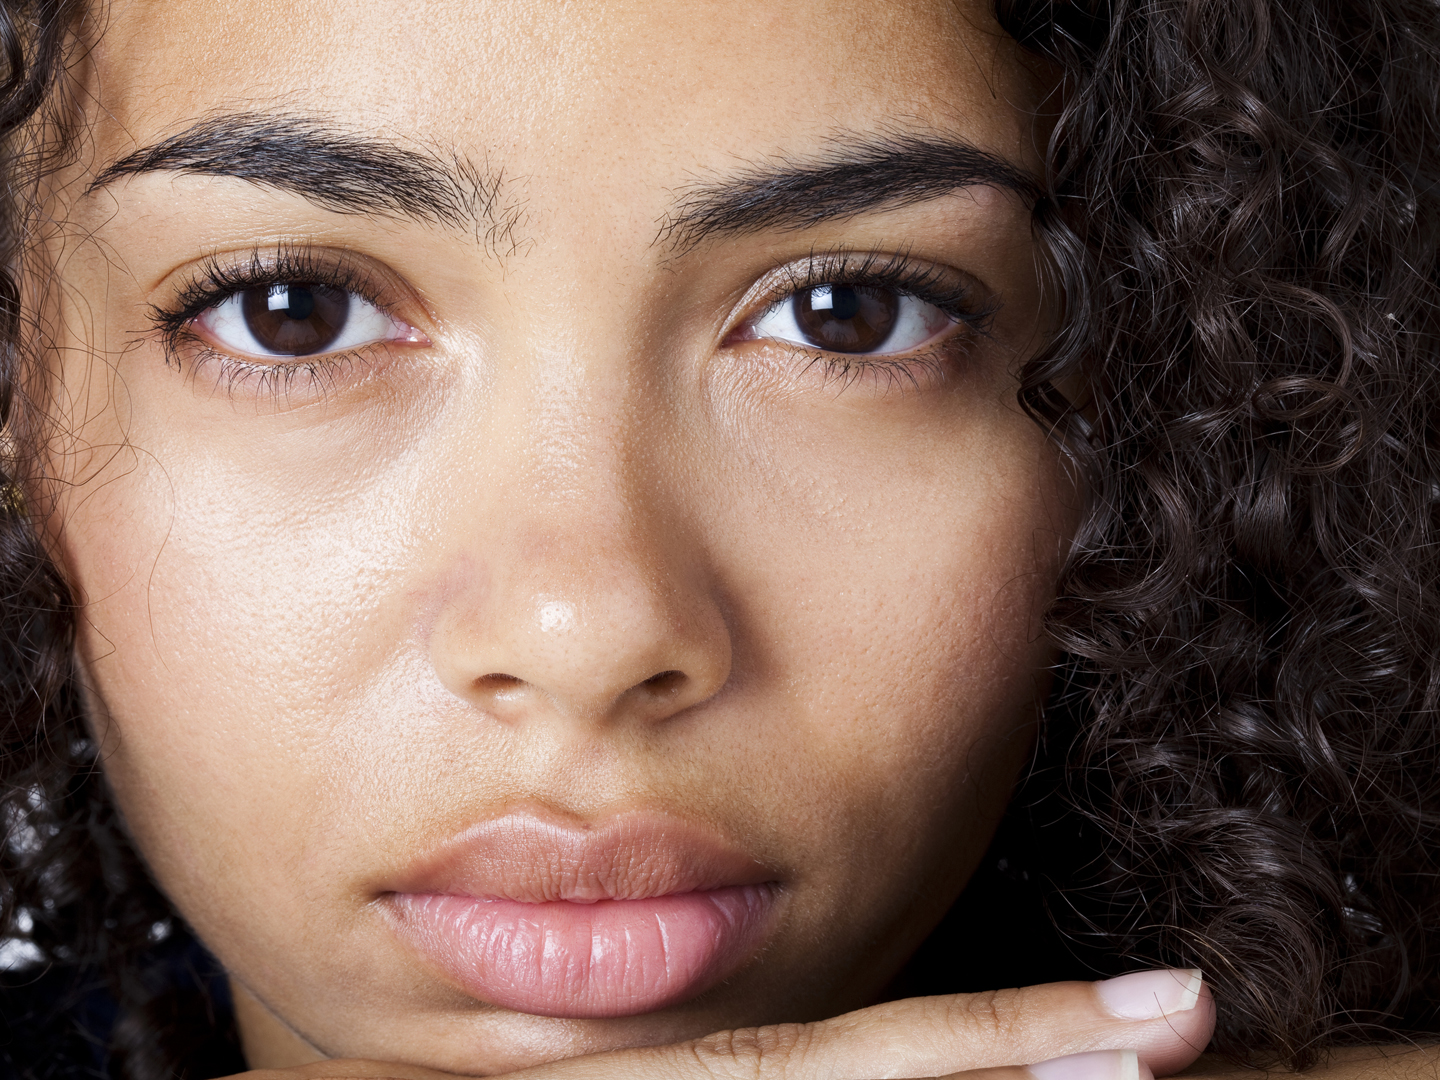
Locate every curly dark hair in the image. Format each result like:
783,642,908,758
0,0,1436,1076
998,0,1440,1064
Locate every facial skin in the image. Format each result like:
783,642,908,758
34,0,1070,1072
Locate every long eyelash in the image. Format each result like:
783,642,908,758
797,347,951,394
146,242,392,369
766,248,999,331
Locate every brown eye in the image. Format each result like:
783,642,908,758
793,285,899,353
745,283,957,356
240,284,349,356
193,281,418,360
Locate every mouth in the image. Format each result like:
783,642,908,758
382,810,781,1019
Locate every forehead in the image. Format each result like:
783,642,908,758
86,0,1045,184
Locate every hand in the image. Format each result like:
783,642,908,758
235,968,1214,1080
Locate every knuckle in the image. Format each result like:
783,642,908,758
952,986,1026,1045
686,1022,815,1080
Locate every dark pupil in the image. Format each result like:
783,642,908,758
241,283,349,356
794,285,898,353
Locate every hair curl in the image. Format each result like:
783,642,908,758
0,0,1434,1076
997,0,1440,1065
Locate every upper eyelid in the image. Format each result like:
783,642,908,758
729,251,994,334
753,252,979,304
149,244,427,331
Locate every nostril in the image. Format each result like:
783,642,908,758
642,670,686,695
475,673,525,696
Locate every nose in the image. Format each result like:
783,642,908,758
426,420,731,731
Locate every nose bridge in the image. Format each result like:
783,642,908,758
427,346,729,727
503,344,672,614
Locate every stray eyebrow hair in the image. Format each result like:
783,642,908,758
85,113,526,250
657,134,1039,253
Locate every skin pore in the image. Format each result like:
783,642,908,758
31,0,1105,1072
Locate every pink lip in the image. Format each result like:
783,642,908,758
383,811,780,1018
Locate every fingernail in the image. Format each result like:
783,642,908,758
1095,968,1204,1020
1028,1049,1148,1080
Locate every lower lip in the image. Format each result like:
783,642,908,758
389,884,776,1018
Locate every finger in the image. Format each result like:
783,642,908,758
229,1061,479,1080
835,969,1209,1078
657,969,1212,1080
1023,1049,1154,1080
520,971,1210,1080
936,1050,1156,1080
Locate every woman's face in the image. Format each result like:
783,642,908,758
39,0,1067,1071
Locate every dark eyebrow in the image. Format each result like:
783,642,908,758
86,113,525,249
657,134,1039,253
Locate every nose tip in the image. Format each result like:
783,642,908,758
538,600,576,633
432,581,732,730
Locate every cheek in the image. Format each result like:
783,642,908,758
48,415,417,917
677,395,1067,892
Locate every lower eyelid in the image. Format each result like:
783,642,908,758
808,349,954,392
156,322,418,409
188,346,382,401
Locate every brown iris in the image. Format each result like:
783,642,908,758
793,285,898,353
241,283,350,356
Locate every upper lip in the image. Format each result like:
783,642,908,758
383,807,778,904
